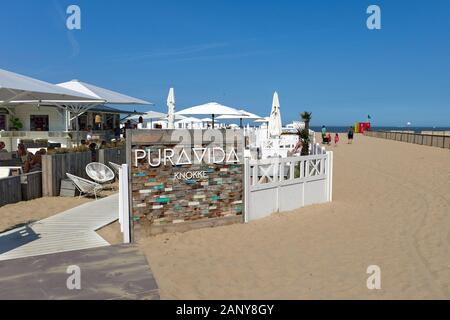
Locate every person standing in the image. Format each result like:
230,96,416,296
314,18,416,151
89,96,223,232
321,125,327,142
348,127,354,144
334,133,340,147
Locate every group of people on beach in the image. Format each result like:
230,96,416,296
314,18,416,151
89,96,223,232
321,126,354,146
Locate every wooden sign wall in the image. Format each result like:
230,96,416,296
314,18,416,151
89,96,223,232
127,129,244,239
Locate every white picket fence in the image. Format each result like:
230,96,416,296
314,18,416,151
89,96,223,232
244,145,333,222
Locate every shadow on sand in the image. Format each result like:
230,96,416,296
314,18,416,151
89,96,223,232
0,225,40,255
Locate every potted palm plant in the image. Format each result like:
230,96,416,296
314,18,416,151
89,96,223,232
298,112,312,156
9,117,23,131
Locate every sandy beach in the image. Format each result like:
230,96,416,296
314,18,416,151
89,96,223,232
139,134,450,299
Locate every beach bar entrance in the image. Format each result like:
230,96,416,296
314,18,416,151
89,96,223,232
126,129,244,240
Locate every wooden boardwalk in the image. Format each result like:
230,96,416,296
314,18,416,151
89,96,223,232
0,194,119,261
0,244,159,300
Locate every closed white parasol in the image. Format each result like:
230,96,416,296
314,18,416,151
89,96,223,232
268,92,282,137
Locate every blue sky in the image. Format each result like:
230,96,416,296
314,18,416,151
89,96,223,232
1,0,449,126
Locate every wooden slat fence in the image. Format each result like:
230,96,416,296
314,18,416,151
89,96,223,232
99,147,126,168
0,171,42,207
0,176,22,207
42,147,126,197
21,172,43,201
42,152,92,197
365,131,450,149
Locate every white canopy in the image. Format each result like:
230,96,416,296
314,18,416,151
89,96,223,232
57,80,152,105
0,68,103,104
176,117,202,124
255,117,270,123
268,92,282,137
161,114,187,121
216,109,262,128
129,110,166,121
176,102,242,128
167,88,175,129
216,109,261,120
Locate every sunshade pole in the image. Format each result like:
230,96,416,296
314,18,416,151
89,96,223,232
75,112,80,146
212,114,215,129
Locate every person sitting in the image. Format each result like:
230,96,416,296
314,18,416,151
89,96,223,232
326,133,332,145
289,140,303,156
0,141,7,153
17,143,33,164
24,153,42,173
89,142,97,162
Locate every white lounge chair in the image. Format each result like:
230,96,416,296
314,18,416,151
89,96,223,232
108,161,122,177
86,162,115,183
66,173,103,200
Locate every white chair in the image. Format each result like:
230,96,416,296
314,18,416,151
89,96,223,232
66,173,103,200
108,161,122,177
86,162,115,183
0,167,10,179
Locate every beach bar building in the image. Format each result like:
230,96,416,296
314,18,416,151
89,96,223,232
0,69,150,151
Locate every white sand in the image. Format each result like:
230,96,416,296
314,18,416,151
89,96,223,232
0,197,91,233
0,186,118,233
139,134,450,299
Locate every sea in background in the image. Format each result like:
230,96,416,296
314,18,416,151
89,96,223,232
310,126,450,133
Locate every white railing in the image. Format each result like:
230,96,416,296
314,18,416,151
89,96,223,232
311,142,327,155
118,164,131,244
244,150,333,222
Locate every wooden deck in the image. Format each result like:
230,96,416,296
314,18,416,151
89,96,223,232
0,194,119,261
0,244,159,300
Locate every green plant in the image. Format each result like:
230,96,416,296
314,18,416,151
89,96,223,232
300,111,312,131
47,145,89,155
9,117,23,130
298,111,312,156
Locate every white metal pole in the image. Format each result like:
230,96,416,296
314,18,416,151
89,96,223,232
244,158,250,223
121,164,131,244
118,167,124,233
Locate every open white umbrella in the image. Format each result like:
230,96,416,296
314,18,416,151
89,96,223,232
129,110,166,121
57,80,151,105
0,69,105,145
57,79,151,143
175,117,202,129
254,117,270,123
268,92,282,137
0,68,103,104
128,110,166,128
217,109,262,128
167,88,175,129
176,102,242,128
161,114,186,121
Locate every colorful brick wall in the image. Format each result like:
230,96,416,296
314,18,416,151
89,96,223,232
128,130,244,239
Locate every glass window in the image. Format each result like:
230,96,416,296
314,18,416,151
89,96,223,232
30,115,49,131
0,115,6,130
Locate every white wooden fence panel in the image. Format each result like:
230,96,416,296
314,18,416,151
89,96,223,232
245,149,333,222
119,164,131,244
